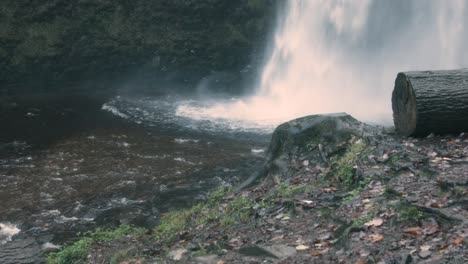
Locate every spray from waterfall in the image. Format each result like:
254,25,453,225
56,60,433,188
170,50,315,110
176,0,468,129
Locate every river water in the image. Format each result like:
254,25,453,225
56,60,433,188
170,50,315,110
0,94,270,250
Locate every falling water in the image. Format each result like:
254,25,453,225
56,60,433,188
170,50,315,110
176,0,468,129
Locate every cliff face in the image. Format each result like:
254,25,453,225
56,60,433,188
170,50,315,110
0,0,277,94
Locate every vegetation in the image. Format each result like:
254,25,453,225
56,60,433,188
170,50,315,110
47,225,146,264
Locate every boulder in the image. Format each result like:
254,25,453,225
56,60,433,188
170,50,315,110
264,113,379,181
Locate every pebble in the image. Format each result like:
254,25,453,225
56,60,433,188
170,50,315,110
418,250,431,259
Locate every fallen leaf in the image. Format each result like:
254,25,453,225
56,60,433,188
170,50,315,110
364,218,383,227
311,250,322,256
367,234,384,243
422,224,440,236
403,227,422,235
420,245,431,251
321,187,337,193
296,244,309,250
356,258,367,264
430,202,446,208
453,236,463,246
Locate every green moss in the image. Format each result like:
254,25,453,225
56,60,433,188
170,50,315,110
221,196,254,225
110,247,135,264
154,209,193,242
47,238,92,264
331,140,370,190
399,205,425,223
352,215,373,227
47,225,145,264
154,187,256,242
272,183,310,198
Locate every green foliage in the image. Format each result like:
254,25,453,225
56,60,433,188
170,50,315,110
272,183,310,198
110,247,135,264
352,215,373,227
47,225,145,264
399,205,425,223
154,209,192,242
221,196,253,225
331,140,369,190
47,238,92,264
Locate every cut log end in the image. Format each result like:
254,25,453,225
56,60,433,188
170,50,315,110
392,73,417,136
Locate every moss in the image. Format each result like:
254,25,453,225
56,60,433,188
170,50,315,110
220,196,254,225
154,208,194,242
47,238,92,264
398,204,425,223
272,182,310,198
47,225,145,264
352,215,373,227
331,139,369,190
110,247,136,264
154,187,256,242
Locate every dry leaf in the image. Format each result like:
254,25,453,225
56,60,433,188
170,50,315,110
453,236,463,246
367,234,384,243
403,227,422,235
311,250,322,256
356,258,367,264
420,245,431,251
422,224,440,236
321,187,337,193
296,244,310,250
364,218,383,227
430,202,446,208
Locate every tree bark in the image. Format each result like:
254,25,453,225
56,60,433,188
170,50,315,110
392,69,468,137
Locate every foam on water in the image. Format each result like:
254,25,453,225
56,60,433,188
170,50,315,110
175,0,468,126
102,96,276,134
0,223,21,244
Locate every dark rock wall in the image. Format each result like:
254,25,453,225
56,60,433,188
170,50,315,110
0,0,278,94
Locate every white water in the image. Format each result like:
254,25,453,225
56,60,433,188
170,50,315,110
0,223,21,244
177,0,468,127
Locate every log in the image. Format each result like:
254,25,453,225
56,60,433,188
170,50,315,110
392,69,468,137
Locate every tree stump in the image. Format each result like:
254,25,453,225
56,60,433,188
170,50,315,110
392,69,468,137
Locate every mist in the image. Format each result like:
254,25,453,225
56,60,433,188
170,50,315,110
176,0,468,127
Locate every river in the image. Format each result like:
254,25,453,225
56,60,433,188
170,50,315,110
0,93,270,252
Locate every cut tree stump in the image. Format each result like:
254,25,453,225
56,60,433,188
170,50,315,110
392,69,468,137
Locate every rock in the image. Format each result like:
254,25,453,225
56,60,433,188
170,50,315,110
168,248,188,261
418,250,431,259
264,113,378,180
194,254,219,264
41,242,61,253
239,244,296,259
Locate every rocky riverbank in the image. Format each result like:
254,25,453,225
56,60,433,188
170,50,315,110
44,114,468,263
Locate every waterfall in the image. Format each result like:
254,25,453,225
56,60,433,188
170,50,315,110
177,0,468,128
